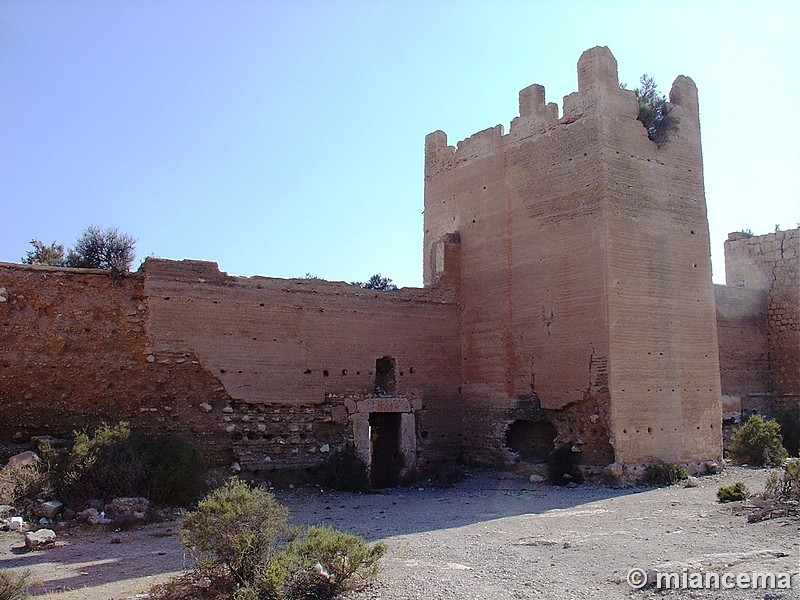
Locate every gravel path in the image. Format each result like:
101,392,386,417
0,466,796,599
279,467,799,600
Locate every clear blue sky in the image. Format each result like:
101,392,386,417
2,1,798,287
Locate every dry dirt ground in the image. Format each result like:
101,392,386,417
0,466,797,599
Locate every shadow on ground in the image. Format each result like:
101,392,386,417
277,468,647,541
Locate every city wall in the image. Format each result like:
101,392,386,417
715,228,799,439
0,257,463,477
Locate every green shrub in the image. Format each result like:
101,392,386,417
631,74,680,146
262,526,386,600
728,414,788,467
644,462,689,486
319,444,370,492
717,481,749,502
764,458,800,504
145,434,207,506
158,481,386,600
57,422,148,505
54,422,206,507
179,479,289,588
0,569,31,600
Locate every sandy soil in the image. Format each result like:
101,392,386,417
0,466,797,599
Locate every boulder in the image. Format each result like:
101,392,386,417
34,500,64,519
105,497,149,523
5,451,39,469
685,476,700,488
25,528,56,550
76,507,104,525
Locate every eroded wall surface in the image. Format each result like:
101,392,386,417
0,263,233,459
424,46,722,473
724,229,799,397
0,259,463,472
714,284,771,421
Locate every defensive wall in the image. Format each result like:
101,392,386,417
715,228,799,431
1,47,796,483
0,253,463,484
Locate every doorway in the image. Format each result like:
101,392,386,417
369,412,401,488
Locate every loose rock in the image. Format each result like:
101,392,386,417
25,528,56,550
105,497,149,523
34,500,64,519
5,450,39,469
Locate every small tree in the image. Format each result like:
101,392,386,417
21,239,65,266
179,479,289,587
351,273,397,291
630,74,679,146
64,226,136,274
728,414,788,467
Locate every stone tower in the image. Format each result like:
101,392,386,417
424,46,722,476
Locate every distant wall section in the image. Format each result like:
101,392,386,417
724,228,799,397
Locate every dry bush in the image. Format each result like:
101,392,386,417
0,569,31,600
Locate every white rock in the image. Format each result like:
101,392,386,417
25,528,56,550
320,444,330,453
9,516,24,530
685,476,700,488
529,474,546,483
198,402,213,413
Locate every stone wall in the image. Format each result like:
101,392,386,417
5,46,792,482
0,263,233,460
0,258,463,474
724,228,799,397
714,284,771,424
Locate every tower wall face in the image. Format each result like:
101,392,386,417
424,47,722,472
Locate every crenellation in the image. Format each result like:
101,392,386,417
454,124,504,165
576,46,620,93
508,83,559,145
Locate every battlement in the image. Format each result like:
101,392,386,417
425,46,699,178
